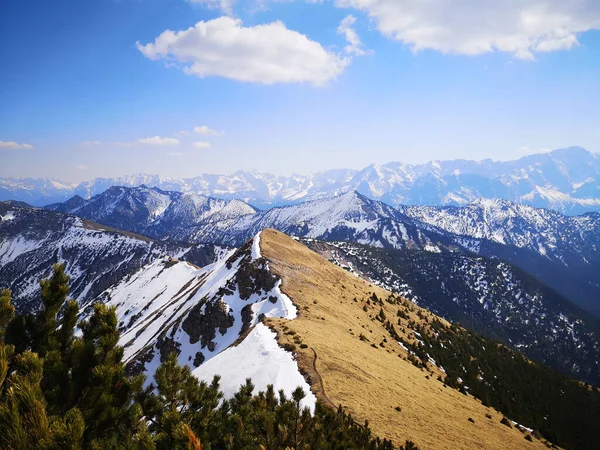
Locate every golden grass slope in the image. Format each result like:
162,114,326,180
259,229,547,450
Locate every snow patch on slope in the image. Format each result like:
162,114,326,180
251,231,262,260
0,211,15,221
105,233,308,403
193,324,316,411
0,236,45,265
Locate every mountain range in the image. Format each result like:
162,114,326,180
4,146,600,214
400,199,600,316
8,190,600,386
3,196,600,448
45,185,600,318
0,200,226,312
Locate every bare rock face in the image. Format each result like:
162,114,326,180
240,304,254,336
227,238,279,300
236,258,278,300
157,335,180,361
182,299,234,350
193,351,205,367
126,347,156,376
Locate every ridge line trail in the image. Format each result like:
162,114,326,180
311,348,335,409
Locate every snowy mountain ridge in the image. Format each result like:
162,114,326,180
5,146,600,214
400,197,600,256
50,188,464,253
0,201,226,312
46,185,257,238
96,231,315,408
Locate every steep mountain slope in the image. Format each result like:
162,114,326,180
400,198,600,316
99,233,316,409
304,239,600,386
46,185,182,234
0,202,224,312
6,147,600,214
46,185,257,238
259,230,600,449
100,229,600,449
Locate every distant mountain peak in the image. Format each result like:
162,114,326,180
3,146,600,214
468,197,514,209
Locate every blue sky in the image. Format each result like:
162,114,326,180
1,0,600,183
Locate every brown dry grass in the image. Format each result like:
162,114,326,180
260,229,547,450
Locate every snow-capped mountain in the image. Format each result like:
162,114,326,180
152,195,257,238
399,198,600,257
0,201,225,312
46,185,181,234
50,187,461,251
45,185,600,316
307,239,600,386
359,147,600,214
0,177,75,206
46,185,257,239
5,147,600,214
400,198,600,316
72,169,357,210
169,190,467,251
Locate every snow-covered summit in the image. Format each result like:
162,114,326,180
163,190,460,252
46,186,257,239
5,147,600,214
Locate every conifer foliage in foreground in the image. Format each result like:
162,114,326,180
0,264,417,450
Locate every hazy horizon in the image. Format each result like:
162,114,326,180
1,145,596,184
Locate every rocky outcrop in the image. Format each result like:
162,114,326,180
182,300,234,351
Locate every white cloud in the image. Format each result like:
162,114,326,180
136,17,349,85
193,141,212,149
337,15,369,55
76,164,88,170
335,0,600,59
137,136,180,146
0,140,34,150
194,125,224,136
174,130,190,137
517,146,552,155
80,140,101,148
189,0,235,15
